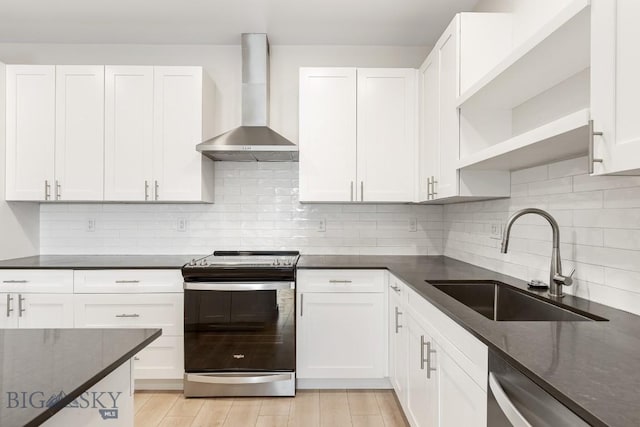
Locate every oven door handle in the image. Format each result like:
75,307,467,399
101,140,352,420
184,282,294,291
185,373,293,385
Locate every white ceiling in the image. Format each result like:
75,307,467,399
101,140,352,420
0,0,479,46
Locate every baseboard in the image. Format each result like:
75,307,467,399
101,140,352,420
135,379,184,391
296,378,393,389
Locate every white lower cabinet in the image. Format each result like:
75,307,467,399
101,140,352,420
73,271,184,383
406,314,439,427
391,274,488,427
0,293,74,328
296,269,387,383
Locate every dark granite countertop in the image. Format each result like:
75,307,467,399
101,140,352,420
299,255,640,427
0,255,205,270
0,328,161,427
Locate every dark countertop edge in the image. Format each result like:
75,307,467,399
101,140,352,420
24,328,162,427
0,266,186,270
297,259,608,427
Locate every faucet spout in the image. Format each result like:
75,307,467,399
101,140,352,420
500,208,571,297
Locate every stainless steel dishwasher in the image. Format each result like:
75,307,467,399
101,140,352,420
488,350,590,427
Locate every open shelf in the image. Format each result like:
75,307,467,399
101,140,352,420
457,0,591,109
458,108,590,171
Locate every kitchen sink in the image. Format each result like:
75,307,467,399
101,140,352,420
428,281,607,322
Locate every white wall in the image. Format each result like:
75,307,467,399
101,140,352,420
444,157,640,316
41,162,443,256
0,61,39,260
0,43,429,144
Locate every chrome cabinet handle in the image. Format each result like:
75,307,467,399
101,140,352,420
300,294,304,317
426,340,436,378
329,280,352,284
115,280,140,284
394,306,402,334
154,180,159,201
55,180,61,200
44,180,51,200
489,373,533,427
18,295,25,317
144,180,149,201
432,178,438,199
133,356,141,361
3,280,29,284
115,313,140,318
6,294,13,317
390,285,401,294
427,176,432,199
350,181,354,202
360,181,364,202
588,120,604,174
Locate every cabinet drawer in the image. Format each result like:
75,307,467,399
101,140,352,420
297,269,386,293
74,270,183,293
133,335,184,380
74,293,184,336
406,287,488,390
0,270,73,293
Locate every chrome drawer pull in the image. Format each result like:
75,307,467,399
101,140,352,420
390,285,401,293
3,280,29,284
329,280,352,284
133,357,141,361
115,280,140,284
6,294,13,317
115,313,140,318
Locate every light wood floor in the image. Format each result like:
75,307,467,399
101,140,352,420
134,390,409,427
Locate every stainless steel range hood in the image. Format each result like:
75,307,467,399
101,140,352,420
197,34,298,162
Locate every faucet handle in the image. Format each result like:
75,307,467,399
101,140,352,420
554,268,575,287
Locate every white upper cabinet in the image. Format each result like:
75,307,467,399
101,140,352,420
55,66,105,201
104,66,155,201
153,67,214,202
418,51,439,202
299,68,357,202
591,0,640,175
418,16,510,203
357,68,417,202
299,67,417,203
5,65,55,201
436,19,460,200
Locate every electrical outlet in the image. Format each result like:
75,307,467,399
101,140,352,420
177,218,188,232
87,219,96,232
408,218,418,232
489,222,503,240
317,219,326,232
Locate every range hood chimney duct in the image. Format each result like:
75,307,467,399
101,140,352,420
196,33,298,162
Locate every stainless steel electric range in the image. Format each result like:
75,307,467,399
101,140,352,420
181,251,299,397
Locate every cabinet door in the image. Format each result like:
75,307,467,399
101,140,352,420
438,343,487,427
297,292,386,378
153,67,204,201
18,294,74,328
357,68,417,202
133,335,184,380
0,294,18,328
55,65,105,201
591,0,640,175
436,17,460,200
5,65,55,201
104,66,154,201
418,51,440,202
405,315,439,427
389,289,407,406
299,68,357,202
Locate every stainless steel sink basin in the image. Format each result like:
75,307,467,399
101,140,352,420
428,281,607,322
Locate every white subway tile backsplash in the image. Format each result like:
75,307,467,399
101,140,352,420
41,162,443,256
444,157,640,316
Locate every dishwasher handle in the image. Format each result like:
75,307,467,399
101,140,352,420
489,372,533,427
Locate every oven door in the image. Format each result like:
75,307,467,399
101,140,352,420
184,282,295,374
